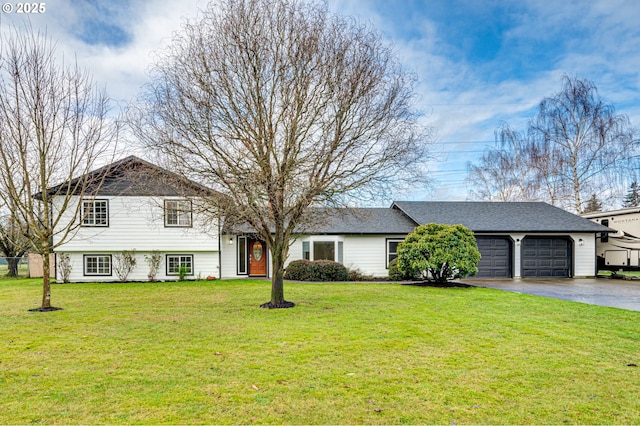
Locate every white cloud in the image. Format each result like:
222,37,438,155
2,0,639,202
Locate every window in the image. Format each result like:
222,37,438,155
237,236,247,275
386,239,403,267
302,240,343,263
302,241,310,260
81,199,109,226
314,241,335,261
165,200,192,227
166,255,194,276
601,219,609,243
84,255,112,276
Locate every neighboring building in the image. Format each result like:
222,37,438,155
582,207,640,270
48,157,611,282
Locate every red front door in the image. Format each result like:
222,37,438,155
249,240,267,276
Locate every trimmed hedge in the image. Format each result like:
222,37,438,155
284,259,349,282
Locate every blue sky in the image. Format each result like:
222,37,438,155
2,0,640,204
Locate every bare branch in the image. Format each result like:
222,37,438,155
129,0,433,307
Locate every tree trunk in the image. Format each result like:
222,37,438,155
41,253,51,309
7,257,19,277
29,252,62,312
260,239,294,309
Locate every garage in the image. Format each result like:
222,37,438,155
475,236,513,278
521,237,571,278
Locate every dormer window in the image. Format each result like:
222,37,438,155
165,200,192,227
81,199,109,227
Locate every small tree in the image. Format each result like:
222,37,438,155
623,182,640,208
397,223,480,283
583,194,603,213
0,26,118,310
144,250,162,282
113,250,137,282
57,253,72,283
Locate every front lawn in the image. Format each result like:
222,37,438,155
1,279,639,424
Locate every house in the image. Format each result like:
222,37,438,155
50,156,222,282
582,207,640,270
49,157,611,282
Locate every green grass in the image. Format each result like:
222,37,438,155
0,263,29,278
1,278,639,424
598,269,640,278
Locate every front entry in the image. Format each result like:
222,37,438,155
249,239,267,276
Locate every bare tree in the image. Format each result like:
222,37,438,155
466,124,540,202
467,76,638,212
0,212,31,276
529,75,638,213
130,0,432,308
0,26,118,311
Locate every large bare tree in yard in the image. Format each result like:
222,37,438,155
131,0,431,308
0,27,118,311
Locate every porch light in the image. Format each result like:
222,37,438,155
228,237,234,245
578,238,584,246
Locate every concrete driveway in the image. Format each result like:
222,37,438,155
461,277,640,312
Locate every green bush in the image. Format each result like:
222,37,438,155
397,223,481,283
388,257,420,281
284,259,313,281
284,259,349,281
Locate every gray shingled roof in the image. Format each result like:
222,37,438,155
302,208,418,234
223,208,418,235
392,201,612,233
44,156,214,197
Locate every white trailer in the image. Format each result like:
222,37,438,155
582,207,640,270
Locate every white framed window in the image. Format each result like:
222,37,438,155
302,239,344,263
166,254,194,276
81,199,109,227
386,238,404,267
84,255,112,276
237,236,248,275
165,200,192,227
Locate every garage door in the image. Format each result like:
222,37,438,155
521,237,571,278
475,236,512,278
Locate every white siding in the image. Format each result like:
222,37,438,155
220,232,599,280
221,234,401,278
53,196,220,282
54,196,219,252
58,251,219,283
342,235,400,277
220,235,244,278
571,233,597,277
511,233,526,278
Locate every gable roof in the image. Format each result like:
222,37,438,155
392,201,612,233
44,156,214,197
